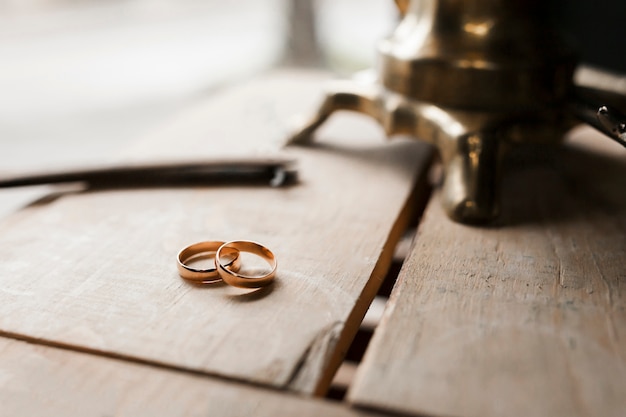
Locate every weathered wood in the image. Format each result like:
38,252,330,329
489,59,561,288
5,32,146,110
349,127,626,417
0,71,433,395
0,336,381,417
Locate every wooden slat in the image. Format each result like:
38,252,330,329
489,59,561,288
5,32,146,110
349,127,626,417
0,336,382,417
0,71,433,395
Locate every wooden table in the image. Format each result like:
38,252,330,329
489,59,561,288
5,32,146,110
0,71,624,417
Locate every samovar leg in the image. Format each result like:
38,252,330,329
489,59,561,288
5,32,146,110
289,80,505,223
289,80,400,145
437,131,503,224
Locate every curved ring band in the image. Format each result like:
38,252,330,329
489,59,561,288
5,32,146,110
216,240,277,288
177,241,240,283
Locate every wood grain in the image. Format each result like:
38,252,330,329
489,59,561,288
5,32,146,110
0,71,433,395
0,336,382,417
348,127,626,417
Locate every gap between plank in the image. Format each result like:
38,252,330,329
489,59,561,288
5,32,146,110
313,156,435,397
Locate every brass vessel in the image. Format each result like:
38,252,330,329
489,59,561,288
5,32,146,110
289,0,625,223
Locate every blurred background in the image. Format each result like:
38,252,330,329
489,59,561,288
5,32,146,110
0,0,396,172
0,0,625,172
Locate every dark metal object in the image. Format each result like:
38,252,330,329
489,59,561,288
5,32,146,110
0,158,297,189
597,106,626,148
570,88,626,148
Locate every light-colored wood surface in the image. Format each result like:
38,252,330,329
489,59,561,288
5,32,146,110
0,71,433,395
0,336,383,417
348,127,626,417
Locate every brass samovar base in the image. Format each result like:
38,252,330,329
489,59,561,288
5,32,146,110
288,0,625,224
289,76,571,223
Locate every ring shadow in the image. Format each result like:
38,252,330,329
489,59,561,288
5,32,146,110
182,278,227,289
225,279,277,302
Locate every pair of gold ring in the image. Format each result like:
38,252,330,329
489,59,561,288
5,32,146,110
177,240,276,288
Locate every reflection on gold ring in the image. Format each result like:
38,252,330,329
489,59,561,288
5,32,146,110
177,241,240,283
216,240,277,288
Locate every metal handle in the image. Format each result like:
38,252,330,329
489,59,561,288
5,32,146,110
571,85,626,148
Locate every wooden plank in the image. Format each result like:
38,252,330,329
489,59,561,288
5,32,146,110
0,336,383,417
348,127,626,417
0,71,433,395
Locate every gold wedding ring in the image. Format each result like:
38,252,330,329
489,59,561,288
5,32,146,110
177,241,240,283
215,240,277,288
